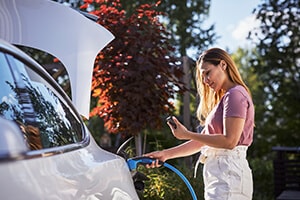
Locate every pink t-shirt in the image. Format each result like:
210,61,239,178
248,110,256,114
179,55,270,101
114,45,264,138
204,85,255,146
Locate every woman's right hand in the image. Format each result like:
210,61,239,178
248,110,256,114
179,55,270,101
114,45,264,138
143,150,167,168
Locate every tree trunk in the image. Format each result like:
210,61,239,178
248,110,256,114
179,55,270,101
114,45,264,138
135,134,142,156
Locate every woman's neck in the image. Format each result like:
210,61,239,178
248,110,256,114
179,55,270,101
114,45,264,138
223,81,237,92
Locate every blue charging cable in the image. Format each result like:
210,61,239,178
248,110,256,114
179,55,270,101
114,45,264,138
127,156,197,200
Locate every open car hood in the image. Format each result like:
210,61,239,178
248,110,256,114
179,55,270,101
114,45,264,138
0,0,114,118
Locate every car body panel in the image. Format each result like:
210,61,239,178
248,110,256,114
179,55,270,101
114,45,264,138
0,136,138,200
0,38,139,199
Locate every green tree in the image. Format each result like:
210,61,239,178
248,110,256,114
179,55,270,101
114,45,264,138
249,0,300,147
121,0,217,58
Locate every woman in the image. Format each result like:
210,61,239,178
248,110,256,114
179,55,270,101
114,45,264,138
145,48,254,200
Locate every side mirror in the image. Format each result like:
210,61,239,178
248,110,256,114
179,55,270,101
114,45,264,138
0,117,29,160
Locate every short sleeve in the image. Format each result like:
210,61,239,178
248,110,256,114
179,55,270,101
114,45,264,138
223,89,249,118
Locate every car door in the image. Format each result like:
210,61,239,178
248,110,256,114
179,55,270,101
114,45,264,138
0,40,138,200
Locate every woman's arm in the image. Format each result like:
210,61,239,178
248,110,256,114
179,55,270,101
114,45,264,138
171,116,245,149
163,140,204,160
144,139,203,162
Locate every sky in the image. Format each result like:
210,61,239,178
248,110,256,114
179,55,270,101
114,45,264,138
204,0,261,53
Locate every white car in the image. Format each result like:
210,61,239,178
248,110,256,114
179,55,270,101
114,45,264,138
0,38,139,199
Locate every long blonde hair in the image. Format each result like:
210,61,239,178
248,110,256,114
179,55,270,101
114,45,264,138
196,48,251,125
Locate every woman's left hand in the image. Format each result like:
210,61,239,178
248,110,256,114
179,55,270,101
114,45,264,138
167,117,191,140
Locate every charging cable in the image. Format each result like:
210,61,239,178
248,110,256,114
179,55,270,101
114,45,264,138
127,156,197,200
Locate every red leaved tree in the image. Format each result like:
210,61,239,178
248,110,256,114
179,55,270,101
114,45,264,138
81,0,185,139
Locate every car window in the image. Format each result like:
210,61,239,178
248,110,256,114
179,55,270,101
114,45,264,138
0,52,25,125
1,52,83,151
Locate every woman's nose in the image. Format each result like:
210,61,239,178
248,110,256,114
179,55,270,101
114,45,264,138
203,76,210,85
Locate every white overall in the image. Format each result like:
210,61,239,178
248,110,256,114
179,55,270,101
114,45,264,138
199,146,253,200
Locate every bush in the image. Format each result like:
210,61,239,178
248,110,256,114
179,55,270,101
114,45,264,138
138,161,204,200
249,157,274,199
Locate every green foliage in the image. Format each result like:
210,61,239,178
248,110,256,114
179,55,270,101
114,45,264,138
143,123,182,151
85,115,105,145
249,157,274,199
121,0,217,58
138,164,204,200
248,0,300,148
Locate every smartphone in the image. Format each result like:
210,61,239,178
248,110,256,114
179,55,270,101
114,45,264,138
166,116,177,129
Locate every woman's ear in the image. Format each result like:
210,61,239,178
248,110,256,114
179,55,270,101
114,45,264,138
220,60,227,70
